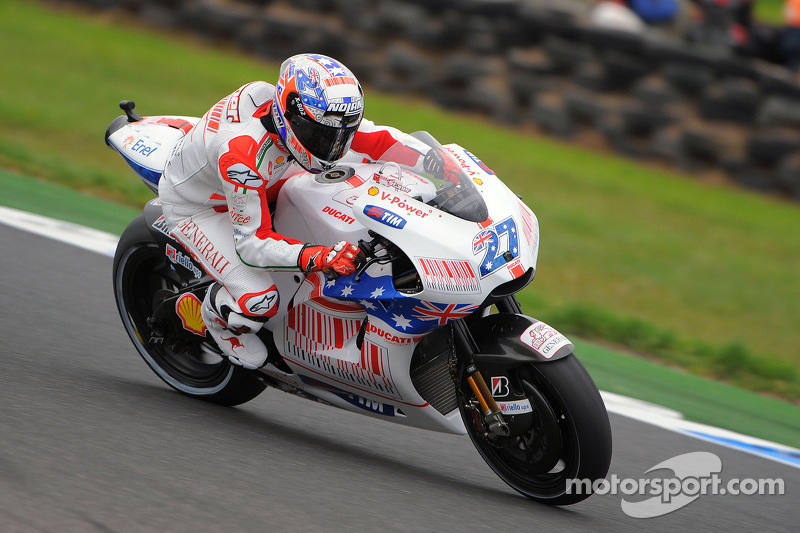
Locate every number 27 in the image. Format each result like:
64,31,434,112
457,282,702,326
472,217,519,278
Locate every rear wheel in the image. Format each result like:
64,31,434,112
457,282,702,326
459,353,612,505
112,215,266,406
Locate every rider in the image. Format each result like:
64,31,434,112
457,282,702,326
159,53,446,370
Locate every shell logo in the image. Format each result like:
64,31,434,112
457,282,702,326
175,293,207,336
473,178,483,185
368,186,379,196
276,156,285,164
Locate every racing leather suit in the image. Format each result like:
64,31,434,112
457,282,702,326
159,81,423,368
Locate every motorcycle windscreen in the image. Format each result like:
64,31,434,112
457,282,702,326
381,131,489,223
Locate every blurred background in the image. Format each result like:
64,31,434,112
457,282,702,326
57,0,800,200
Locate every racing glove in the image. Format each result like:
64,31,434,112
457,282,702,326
298,241,366,277
423,148,461,184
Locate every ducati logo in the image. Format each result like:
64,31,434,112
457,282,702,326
491,376,510,397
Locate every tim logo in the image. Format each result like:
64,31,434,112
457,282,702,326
363,205,407,229
491,376,510,397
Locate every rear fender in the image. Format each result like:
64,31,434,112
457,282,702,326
105,102,198,193
469,313,573,365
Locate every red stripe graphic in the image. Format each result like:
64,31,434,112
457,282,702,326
206,99,226,134
286,303,361,351
324,76,357,87
346,174,366,188
283,301,399,395
417,257,480,294
371,345,381,376
519,200,535,246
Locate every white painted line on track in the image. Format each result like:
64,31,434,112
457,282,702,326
601,392,800,469
0,205,119,257
2,205,799,468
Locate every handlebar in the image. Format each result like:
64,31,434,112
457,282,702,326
325,233,383,282
326,232,396,282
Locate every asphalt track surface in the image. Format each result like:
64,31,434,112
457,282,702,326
0,223,796,533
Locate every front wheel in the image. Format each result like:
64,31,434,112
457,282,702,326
459,353,612,505
112,214,266,406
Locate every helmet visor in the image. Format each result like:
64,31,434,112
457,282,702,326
288,113,358,163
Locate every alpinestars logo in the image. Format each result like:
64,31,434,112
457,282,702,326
247,292,277,314
304,250,322,272
226,163,261,186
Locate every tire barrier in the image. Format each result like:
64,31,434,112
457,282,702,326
58,0,800,201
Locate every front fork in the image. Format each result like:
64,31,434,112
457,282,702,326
464,361,510,438
452,297,521,440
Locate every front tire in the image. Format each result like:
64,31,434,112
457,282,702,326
459,353,612,505
112,214,266,406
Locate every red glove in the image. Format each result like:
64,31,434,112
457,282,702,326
298,241,365,276
423,148,461,184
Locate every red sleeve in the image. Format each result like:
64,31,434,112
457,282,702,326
350,128,421,166
219,135,304,269
218,135,265,190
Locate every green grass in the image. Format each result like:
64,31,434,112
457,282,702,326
575,339,800,449
753,0,785,26
1,0,799,428
538,302,799,399
0,167,140,235
0,0,263,207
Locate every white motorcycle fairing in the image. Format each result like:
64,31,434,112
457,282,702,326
110,111,552,432
108,101,612,505
105,108,198,193
260,143,548,433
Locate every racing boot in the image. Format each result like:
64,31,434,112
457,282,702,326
201,283,269,370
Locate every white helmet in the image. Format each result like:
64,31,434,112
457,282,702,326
272,53,364,173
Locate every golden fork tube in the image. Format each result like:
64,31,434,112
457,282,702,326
467,370,501,415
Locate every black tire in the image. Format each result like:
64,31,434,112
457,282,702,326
112,214,266,406
459,353,612,505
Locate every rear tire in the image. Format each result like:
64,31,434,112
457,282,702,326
112,214,266,406
459,353,612,505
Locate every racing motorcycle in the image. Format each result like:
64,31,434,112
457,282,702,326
106,100,612,505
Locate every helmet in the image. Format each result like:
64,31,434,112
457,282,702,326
273,54,364,173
